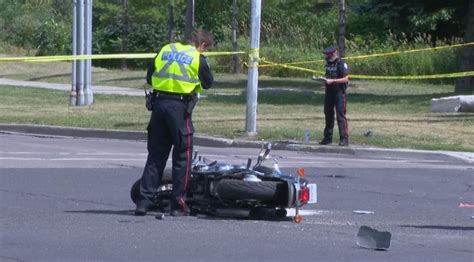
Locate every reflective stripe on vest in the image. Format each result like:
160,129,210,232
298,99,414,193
152,43,201,94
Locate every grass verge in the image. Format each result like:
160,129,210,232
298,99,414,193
0,69,472,152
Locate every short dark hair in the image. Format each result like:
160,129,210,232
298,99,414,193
188,29,214,49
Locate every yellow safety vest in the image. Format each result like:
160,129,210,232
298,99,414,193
151,43,202,94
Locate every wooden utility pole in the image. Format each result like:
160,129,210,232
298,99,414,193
184,0,195,41
231,0,240,74
121,0,129,70
168,4,175,42
338,0,346,57
456,0,474,93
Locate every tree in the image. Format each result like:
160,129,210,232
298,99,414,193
338,0,346,56
231,0,240,73
455,0,474,93
121,0,129,70
184,0,195,41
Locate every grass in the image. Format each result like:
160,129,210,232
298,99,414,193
0,61,473,152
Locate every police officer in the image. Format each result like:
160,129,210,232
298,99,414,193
319,45,350,146
135,29,214,216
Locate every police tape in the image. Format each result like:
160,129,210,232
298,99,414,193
1,43,473,80
259,59,474,80
258,42,474,67
350,71,474,80
0,51,247,62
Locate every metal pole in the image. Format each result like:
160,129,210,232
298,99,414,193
84,0,93,105
245,0,261,135
70,0,77,106
76,0,85,106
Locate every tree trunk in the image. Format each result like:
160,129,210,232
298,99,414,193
168,4,175,43
184,0,195,42
338,0,346,57
455,0,474,94
231,0,240,74
121,0,129,70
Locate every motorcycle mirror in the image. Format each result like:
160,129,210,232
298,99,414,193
247,158,252,169
260,142,271,160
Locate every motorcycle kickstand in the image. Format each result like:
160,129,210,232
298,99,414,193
155,212,165,220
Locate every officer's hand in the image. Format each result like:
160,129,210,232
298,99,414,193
325,79,336,85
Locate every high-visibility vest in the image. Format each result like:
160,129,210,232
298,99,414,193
151,43,202,94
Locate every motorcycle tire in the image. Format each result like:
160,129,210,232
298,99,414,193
216,179,287,204
130,172,172,205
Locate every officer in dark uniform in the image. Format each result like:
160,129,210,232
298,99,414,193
319,45,350,146
135,29,214,216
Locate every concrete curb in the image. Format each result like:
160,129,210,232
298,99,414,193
1,123,472,164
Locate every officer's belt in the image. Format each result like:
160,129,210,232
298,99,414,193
154,91,191,101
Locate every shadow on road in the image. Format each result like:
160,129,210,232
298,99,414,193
64,209,294,222
64,209,134,216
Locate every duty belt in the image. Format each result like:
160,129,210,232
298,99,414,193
154,91,191,101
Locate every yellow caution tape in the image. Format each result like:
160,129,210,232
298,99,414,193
247,48,260,63
203,51,246,57
258,42,474,67
0,51,247,62
347,42,474,61
350,71,474,80
259,59,474,80
1,42,472,80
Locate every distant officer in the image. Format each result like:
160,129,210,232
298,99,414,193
135,29,214,217
319,45,350,146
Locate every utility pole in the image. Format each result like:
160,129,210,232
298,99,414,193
231,0,240,74
184,0,195,42
245,0,261,135
70,0,93,106
121,0,129,70
338,0,346,57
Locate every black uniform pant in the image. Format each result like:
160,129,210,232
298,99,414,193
323,89,349,141
138,97,193,211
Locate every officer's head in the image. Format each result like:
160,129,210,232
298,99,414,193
323,45,338,62
189,29,214,52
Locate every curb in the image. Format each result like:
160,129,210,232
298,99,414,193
0,123,472,164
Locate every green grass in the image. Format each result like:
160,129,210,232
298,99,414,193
0,60,472,152
1,68,473,152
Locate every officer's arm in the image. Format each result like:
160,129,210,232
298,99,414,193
146,53,160,85
199,55,214,89
326,75,349,85
326,61,349,85
146,62,155,85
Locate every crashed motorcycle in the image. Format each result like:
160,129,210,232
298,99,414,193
130,143,317,222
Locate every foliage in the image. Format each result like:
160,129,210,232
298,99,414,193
0,0,469,78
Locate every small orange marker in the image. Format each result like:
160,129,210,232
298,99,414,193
297,168,305,177
294,214,302,224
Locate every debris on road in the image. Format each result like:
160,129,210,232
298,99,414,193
459,202,474,208
352,210,375,215
356,226,391,250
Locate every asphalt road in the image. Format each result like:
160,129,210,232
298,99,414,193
1,133,473,261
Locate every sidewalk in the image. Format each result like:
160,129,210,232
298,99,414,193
0,78,143,96
1,78,473,164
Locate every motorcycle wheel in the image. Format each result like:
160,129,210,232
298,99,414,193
216,179,287,204
130,173,172,205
